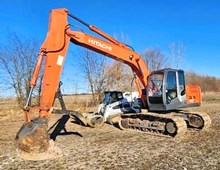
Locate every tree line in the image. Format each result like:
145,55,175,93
0,34,219,107
186,72,220,92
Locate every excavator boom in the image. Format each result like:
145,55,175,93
27,8,149,119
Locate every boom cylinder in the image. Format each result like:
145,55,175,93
30,52,45,87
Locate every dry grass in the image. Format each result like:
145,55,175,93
0,92,220,169
53,94,97,113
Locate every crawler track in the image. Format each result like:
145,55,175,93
117,110,211,138
118,112,187,138
177,111,212,130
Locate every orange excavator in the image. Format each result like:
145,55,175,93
15,8,211,159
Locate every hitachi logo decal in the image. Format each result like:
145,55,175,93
88,38,112,51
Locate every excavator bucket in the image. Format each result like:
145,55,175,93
83,113,104,128
15,118,62,160
15,118,49,153
73,112,104,128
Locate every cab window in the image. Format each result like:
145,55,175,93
148,73,163,97
167,71,177,90
178,70,185,95
166,71,177,103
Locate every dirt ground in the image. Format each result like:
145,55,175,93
0,93,220,170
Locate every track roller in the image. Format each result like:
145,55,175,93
118,113,187,138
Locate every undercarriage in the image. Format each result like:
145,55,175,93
116,110,211,138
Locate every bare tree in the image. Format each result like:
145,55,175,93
142,48,168,72
104,61,123,90
105,32,135,91
113,32,132,45
169,42,184,69
79,32,145,103
79,49,107,103
104,61,134,91
0,33,39,106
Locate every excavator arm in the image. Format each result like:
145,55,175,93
16,8,150,157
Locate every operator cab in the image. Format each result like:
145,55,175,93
147,68,201,111
98,91,141,121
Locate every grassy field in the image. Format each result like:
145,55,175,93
0,93,220,169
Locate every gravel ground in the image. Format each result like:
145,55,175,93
0,93,220,170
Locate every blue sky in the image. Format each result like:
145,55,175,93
0,0,220,93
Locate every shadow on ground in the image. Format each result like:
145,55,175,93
48,114,83,140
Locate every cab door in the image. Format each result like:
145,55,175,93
164,70,186,110
165,71,178,104
147,72,165,111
